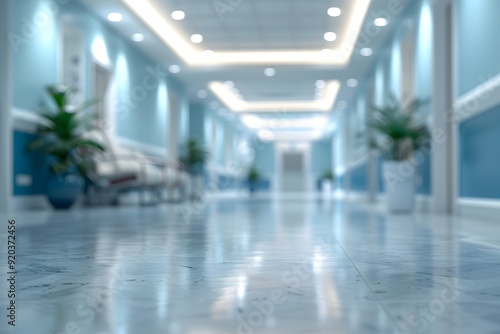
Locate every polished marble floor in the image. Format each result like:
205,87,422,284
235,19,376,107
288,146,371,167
1,198,500,334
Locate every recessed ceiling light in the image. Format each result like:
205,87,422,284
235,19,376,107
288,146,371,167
374,17,389,27
360,47,373,56
107,13,122,22
131,33,145,42
171,10,185,20
347,79,358,88
327,7,342,17
337,101,348,109
224,81,235,89
324,32,337,42
264,68,276,77
231,88,240,94
315,80,326,89
191,34,203,44
210,101,220,109
168,65,181,73
197,90,208,99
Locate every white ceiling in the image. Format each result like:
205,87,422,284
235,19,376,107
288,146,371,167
78,0,414,129
153,0,355,51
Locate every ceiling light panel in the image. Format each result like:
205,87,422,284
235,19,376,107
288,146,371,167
120,0,372,66
208,80,340,113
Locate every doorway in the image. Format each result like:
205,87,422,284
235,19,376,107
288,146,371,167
276,143,311,194
280,152,306,192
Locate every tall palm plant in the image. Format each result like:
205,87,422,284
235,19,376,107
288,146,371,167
27,85,105,176
370,96,430,161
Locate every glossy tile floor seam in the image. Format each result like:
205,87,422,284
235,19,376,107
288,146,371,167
331,236,405,333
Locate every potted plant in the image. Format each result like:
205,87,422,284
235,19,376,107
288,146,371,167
27,85,105,209
246,165,262,195
320,170,334,196
180,138,209,200
370,96,429,213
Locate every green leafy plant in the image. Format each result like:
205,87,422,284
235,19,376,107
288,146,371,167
27,85,105,175
370,95,430,161
247,165,262,184
180,138,210,175
321,170,334,181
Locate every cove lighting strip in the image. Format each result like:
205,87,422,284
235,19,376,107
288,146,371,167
120,0,371,66
208,81,340,113
258,130,324,142
242,115,329,129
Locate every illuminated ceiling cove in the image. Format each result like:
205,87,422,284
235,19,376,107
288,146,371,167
119,0,371,66
209,81,340,112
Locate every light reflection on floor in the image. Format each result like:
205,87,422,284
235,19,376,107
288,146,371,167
0,197,499,333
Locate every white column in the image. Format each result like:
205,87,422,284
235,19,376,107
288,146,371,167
0,0,12,213
343,112,351,194
431,0,454,214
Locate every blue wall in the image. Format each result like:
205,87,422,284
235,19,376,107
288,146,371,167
11,0,58,111
11,0,190,196
460,105,500,199
13,131,50,195
311,141,332,175
189,103,206,142
456,0,500,96
253,141,275,176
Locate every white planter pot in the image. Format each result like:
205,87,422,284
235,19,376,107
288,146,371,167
190,174,204,200
321,180,332,198
382,161,416,213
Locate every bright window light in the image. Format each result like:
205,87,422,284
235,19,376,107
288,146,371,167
328,7,342,17
107,13,123,22
91,36,110,66
119,0,372,66
171,10,185,20
209,80,340,113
